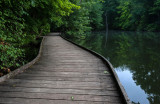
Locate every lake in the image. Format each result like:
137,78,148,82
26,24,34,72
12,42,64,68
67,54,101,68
64,31,160,104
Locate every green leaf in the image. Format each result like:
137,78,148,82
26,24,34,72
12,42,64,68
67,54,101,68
71,96,74,101
104,71,109,74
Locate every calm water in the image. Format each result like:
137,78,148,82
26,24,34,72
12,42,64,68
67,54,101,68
65,31,160,104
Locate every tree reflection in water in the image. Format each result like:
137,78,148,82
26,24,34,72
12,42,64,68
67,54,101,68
67,31,160,104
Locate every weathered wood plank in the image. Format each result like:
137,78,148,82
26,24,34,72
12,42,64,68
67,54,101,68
13,76,113,81
2,77,114,83
0,92,122,102
1,79,115,87
0,84,116,91
27,67,108,72
0,98,122,104
25,69,107,73
24,72,111,76
0,87,120,96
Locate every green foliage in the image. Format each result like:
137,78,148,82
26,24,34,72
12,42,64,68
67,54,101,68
87,1,103,30
61,0,103,38
147,0,160,31
103,0,160,31
62,2,91,39
0,0,79,75
102,0,119,29
116,0,133,29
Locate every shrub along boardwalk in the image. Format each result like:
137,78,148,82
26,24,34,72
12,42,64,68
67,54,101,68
0,34,125,104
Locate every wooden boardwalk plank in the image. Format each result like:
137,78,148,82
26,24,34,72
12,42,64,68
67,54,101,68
0,35,124,104
0,98,123,104
0,92,122,102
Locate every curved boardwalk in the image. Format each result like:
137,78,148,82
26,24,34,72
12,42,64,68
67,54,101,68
0,35,124,104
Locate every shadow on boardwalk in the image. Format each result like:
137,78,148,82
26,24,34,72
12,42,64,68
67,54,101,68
0,34,125,104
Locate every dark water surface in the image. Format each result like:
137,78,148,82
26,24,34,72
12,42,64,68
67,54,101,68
65,31,160,104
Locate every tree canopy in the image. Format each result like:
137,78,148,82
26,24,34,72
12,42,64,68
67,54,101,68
103,0,160,31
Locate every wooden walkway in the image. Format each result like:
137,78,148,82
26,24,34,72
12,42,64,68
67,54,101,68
0,35,125,104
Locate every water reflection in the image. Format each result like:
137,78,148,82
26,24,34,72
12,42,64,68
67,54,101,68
116,68,149,104
65,31,160,104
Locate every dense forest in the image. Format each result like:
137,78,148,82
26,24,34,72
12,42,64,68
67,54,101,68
0,0,160,75
104,0,160,31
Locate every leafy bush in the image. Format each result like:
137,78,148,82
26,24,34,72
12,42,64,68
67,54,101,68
0,0,79,76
